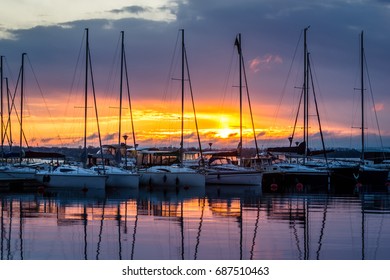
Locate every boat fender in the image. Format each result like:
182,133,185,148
175,177,180,185
354,182,362,194
217,174,220,180
296,183,303,192
149,177,152,186
270,183,278,192
163,174,167,183
43,175,50,183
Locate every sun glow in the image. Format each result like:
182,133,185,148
214,115,238,139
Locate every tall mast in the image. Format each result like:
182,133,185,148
5,78,12,150
180,29,185,165
360,31,365,163
303,26,310,161
20,53,26,163
234,33,243,157
239,33,243,157
83,28,89,166
119,31,124,147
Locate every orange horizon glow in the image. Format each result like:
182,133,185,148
4,93,365,151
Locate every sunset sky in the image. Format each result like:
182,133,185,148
1,0,390,151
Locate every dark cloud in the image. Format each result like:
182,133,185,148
1,0,390,148
110,5,150,15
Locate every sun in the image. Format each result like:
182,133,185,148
215,116,238,139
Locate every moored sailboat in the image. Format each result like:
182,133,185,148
137,30,205,190
88,31,140,189
35,29,106,191
200,34,262,186
325,31,388,192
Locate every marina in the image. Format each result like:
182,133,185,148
0,1,390,267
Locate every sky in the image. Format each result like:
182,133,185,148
1,0,390,151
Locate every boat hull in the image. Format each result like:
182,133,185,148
262,171,330,193
139,171,205,189
0,166,36,180
205,171,262,186
35,173,106,190
105,173,139,188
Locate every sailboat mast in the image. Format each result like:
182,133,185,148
119,31,124,147
20,53,26,163
303,26,310,160
5,78,12,150
84,28,89,165
360,31,365,163
234,33,243,157
238,33,243,156
180,29,185,164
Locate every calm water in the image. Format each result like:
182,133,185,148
1,184,390,260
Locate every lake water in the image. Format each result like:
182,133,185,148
1,184,390,260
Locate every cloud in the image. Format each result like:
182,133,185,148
110,6,150,15
373,103,384,112
249,54,283,72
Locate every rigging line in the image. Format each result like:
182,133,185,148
66,31,85,119
309,55,335,149
8,65,29,149
88,49,105,167
363,52,384,150
219,41,237,116
123,51,137,149
241,54,259,155
184,45,204,161
308,55,329,166
104,34,121,101
271,29,304,129
25,55,65,146
290,88,304,147
2,79,13,148
163,31,181,104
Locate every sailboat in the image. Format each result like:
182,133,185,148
305,31,388,192
35,28,107,190
353,31,388,189
89,31,139,189
138,29,205,190
261,27,331,192
0,54,42,183
200,34,261,186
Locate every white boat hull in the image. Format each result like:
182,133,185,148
205,170,262,186
0,166,37,181
35,173,106,190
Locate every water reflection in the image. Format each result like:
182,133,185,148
1,185,390,260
